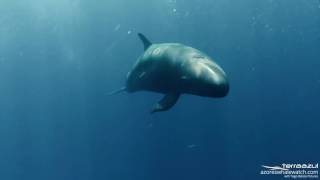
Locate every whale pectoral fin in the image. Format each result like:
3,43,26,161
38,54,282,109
151,93,180,113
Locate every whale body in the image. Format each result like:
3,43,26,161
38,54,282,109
121,33,229,113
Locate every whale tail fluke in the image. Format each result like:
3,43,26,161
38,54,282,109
107,87,127,95
138,33,152,50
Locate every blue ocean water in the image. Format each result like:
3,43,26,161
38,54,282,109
0,0,319,179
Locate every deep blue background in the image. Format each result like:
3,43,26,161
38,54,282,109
0,0,319,179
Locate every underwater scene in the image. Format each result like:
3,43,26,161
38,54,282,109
0,0,319,179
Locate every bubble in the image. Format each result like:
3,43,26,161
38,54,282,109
146,123,153,128
187,144,197,149
114,24,121,31
127,30,132,34
173,8,177,13
0,56,5,63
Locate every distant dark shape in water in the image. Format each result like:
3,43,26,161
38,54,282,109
113,33,229,113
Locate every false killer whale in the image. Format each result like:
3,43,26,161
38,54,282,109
114,33,229,113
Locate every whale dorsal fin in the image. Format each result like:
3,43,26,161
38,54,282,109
138,33,152,50
151,93,180,113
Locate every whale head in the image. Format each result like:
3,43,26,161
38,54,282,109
181,55,229,97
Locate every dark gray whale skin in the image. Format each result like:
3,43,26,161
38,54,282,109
124,33,229,113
